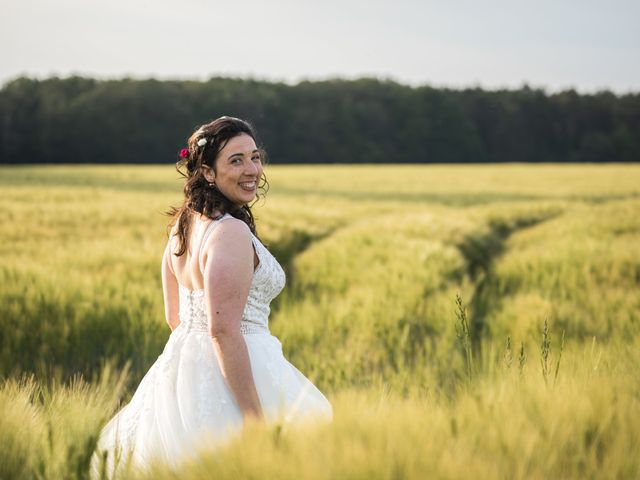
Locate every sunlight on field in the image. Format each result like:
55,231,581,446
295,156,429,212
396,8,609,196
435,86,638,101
0,163,639,479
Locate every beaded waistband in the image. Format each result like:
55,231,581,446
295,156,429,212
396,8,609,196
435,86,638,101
181,319,269,335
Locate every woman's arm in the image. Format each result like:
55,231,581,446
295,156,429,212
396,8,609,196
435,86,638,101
202,219,264,421
161,239,181,331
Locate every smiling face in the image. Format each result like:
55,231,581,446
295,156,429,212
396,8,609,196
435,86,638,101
201,133,263,206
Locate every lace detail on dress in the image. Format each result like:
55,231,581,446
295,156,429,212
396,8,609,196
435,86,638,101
178,287,208,333
241,236,286,329
178,229,286,336
196,353,228,421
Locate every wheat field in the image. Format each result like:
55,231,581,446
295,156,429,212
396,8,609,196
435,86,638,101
0,163,639,479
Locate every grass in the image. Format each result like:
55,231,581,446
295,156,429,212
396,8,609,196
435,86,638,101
0,163,639,478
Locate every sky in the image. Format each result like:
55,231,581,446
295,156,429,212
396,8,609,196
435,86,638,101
1,0,639,93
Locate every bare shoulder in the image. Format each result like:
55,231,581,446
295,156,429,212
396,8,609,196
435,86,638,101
204,217,253,257
202,217,253,270
213,217,252,240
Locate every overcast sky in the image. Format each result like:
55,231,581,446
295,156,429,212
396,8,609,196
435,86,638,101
2,0,638,93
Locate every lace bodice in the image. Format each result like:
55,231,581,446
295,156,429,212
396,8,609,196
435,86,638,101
177,215,286,335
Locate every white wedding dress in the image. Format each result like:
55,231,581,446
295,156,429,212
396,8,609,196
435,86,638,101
92,213,333,476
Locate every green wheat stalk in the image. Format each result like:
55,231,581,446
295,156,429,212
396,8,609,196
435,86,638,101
541,317,551,384
504,335,513,369
455,292,473,382
518,341,526,376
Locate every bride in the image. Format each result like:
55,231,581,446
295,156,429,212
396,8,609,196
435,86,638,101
93,116,333,476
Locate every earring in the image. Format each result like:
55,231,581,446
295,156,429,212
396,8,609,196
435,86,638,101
209,182,215,187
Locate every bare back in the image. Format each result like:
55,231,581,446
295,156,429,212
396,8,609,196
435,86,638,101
171,215,218,291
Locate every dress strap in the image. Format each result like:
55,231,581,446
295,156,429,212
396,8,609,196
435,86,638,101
198,213,233,274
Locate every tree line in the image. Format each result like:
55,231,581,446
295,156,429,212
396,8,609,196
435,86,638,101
0,76,638,164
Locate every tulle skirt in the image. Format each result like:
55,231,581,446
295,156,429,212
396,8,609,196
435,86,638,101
92,323,333,476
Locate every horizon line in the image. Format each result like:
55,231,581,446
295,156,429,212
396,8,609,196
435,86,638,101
2,71,638,96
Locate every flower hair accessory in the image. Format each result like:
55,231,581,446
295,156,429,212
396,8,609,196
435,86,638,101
179,148,189,159
197,138,207,147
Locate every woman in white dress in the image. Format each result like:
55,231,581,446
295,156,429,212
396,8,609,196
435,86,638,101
93,116,333,476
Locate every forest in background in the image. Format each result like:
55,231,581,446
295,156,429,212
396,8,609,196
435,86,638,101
1,76,638,165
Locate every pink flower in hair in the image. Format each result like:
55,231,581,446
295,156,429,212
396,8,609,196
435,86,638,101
179,148,189,159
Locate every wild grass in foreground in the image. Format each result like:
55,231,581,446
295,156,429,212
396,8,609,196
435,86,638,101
159,340,638,480
2,329,638,480
0,365,127,480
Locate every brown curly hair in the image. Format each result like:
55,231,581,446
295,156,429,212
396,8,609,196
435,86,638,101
166,116,269,256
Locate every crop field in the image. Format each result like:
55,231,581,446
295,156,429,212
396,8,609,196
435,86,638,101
0,163,639,479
